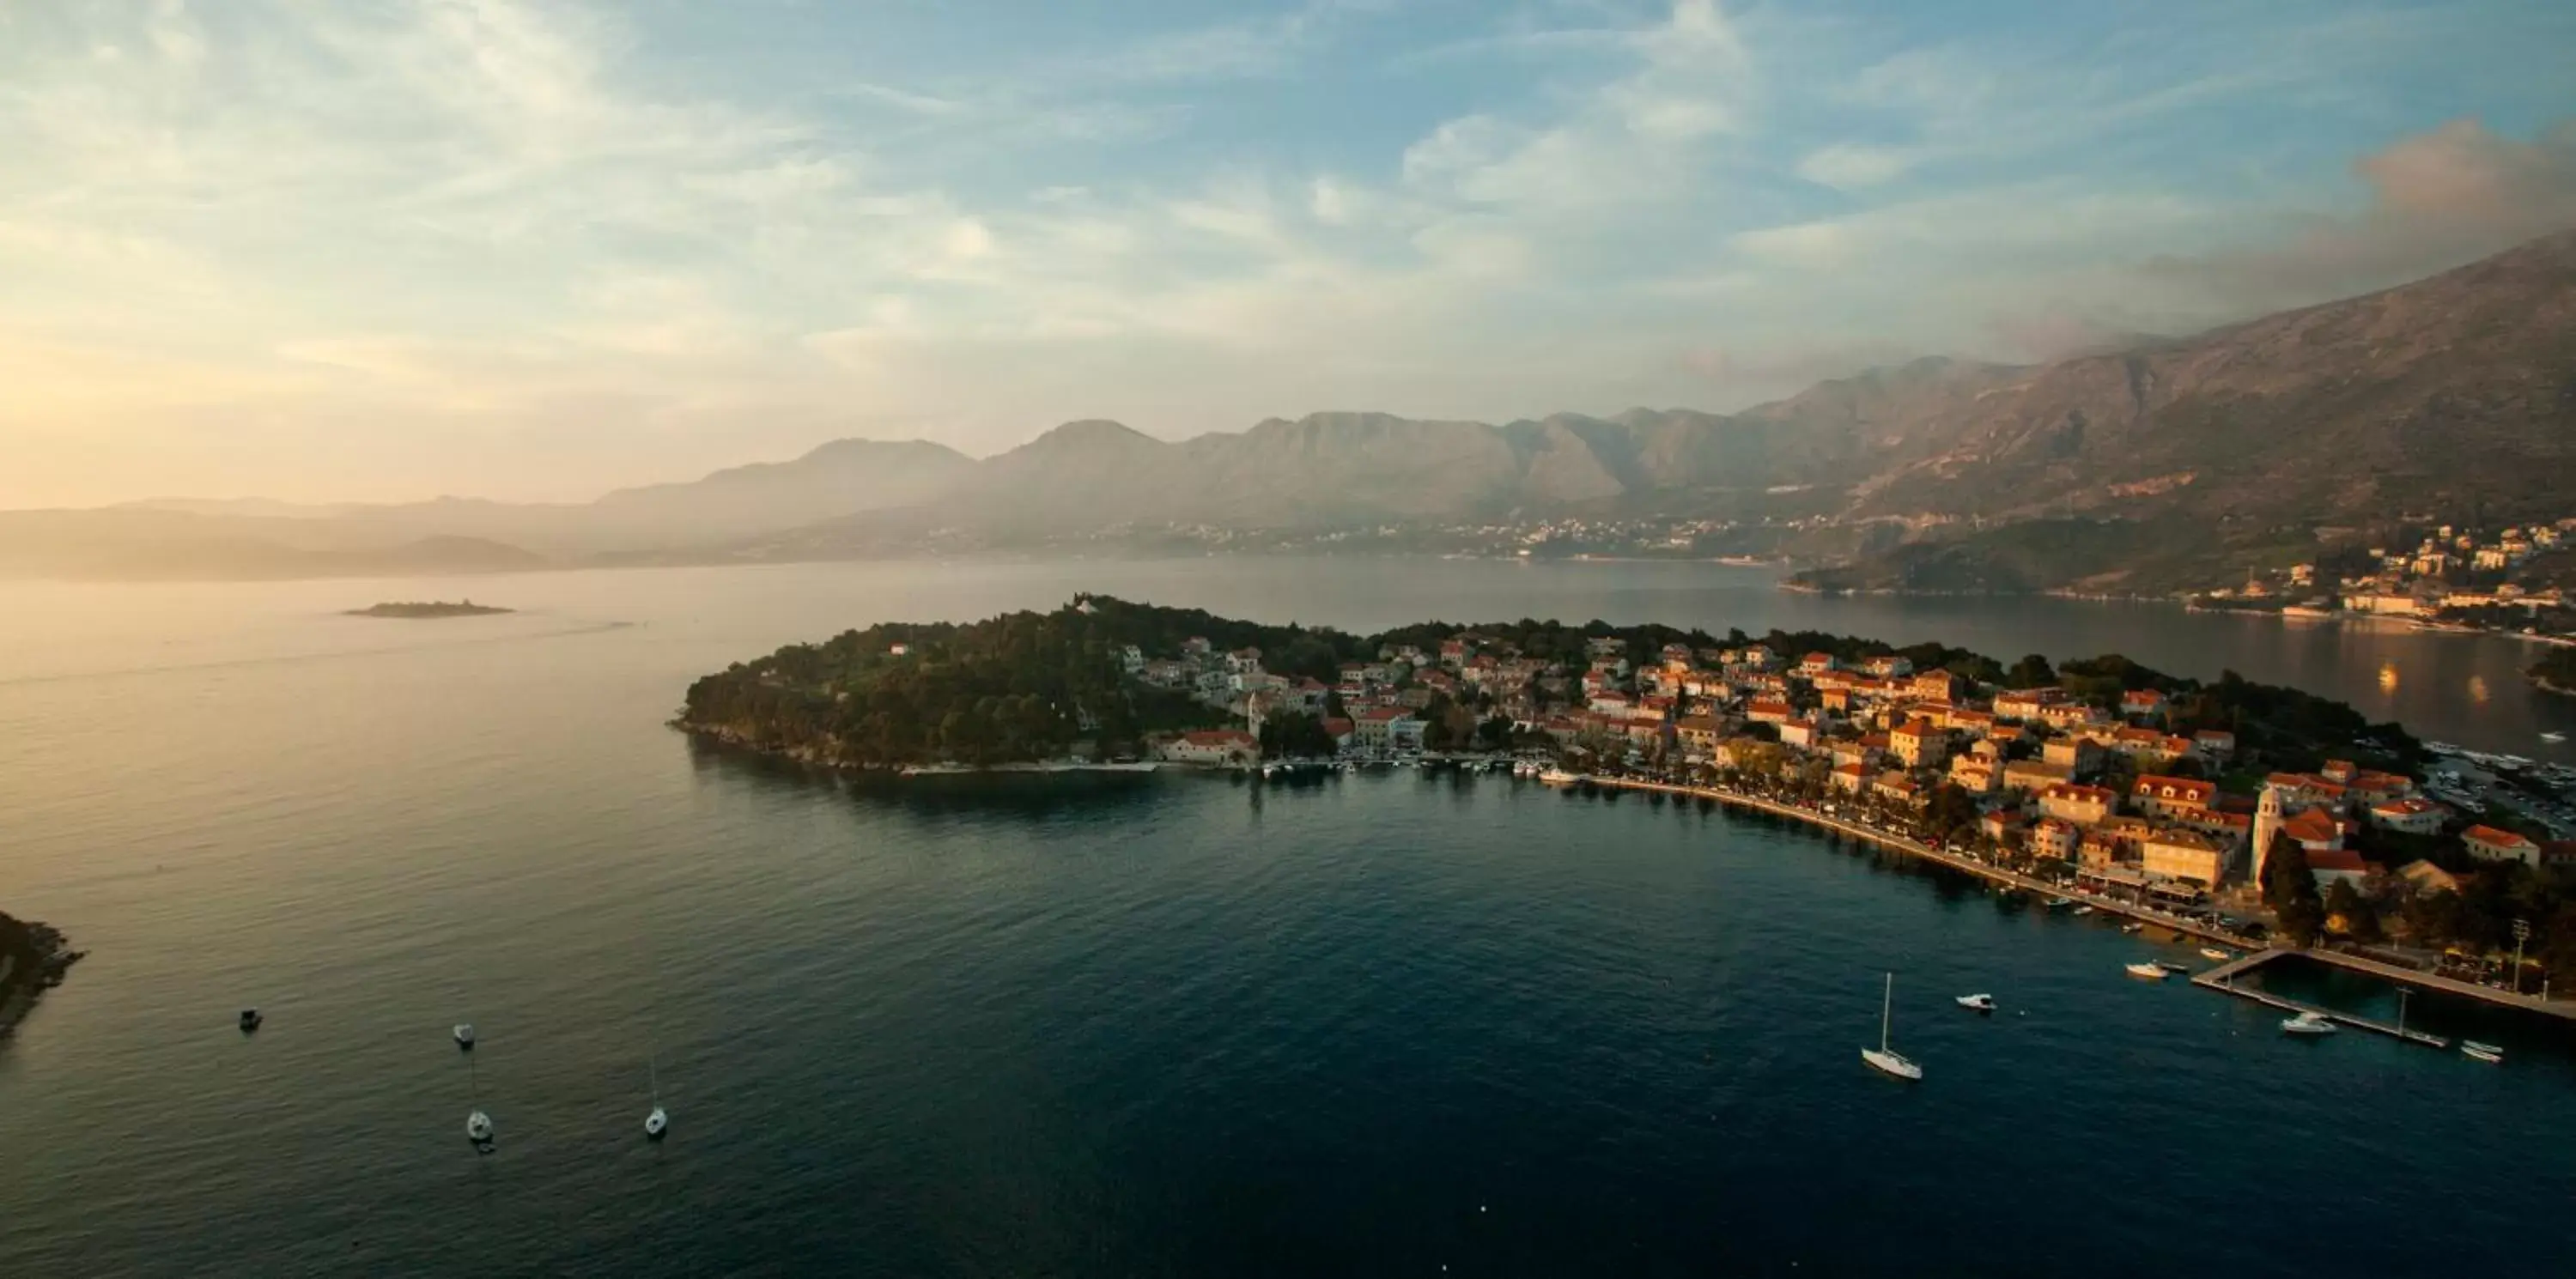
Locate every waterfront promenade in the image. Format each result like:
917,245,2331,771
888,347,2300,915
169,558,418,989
1570,772,2576,1023
1581,773,2257,949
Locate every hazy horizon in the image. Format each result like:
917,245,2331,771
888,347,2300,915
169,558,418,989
7,0,2575,508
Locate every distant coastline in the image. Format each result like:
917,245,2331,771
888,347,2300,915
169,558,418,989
344,600,513,619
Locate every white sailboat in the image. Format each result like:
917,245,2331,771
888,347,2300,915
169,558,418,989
644,1051,670,1140
1861,973,1923,1080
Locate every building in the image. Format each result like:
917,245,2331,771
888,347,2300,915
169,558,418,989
2461,824,2542,866
2029,816,2079,862
2368,797,2450,836
1353,707,1424,754
2129,774,2215,821
2192,729,2238,762
2141,829,2228,888
1947,755,1998,794
2041,737,2105,776
1675,715,1725,754
1832,761,1868,792
2120,688,2169,722
2305,847,2373,889
2396,859,2464,894
2001,759,2073,793
1161,730,1258,766
1747,700,1795,725
2038,783,2117,827
1891,718,1946,768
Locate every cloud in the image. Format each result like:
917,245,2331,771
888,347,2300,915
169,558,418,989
1795,142,1912,190
2147,118,2576,310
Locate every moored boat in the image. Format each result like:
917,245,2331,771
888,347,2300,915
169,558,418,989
2123,961,2168,980
2462,1040,2504,1063
2281,1010,2337,1035
1861,973,1923,1081
2200,947,2233,961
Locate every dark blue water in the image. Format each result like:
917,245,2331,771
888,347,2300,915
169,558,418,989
3,561,2573,1276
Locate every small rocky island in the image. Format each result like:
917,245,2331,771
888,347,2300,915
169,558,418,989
345,599,513,619
0,910,82,1038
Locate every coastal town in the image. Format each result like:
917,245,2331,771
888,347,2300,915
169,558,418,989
2192,516,2576,638
1127,611,2576,1001
680,597,2576,1006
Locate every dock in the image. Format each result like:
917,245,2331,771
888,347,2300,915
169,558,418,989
2190,950,2451,1048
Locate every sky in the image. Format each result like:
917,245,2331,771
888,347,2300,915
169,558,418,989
4,0,2575,507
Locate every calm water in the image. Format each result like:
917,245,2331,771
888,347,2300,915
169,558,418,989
3,559,2573,1277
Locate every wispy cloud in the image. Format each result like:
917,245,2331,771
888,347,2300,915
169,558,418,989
0,0,2568,505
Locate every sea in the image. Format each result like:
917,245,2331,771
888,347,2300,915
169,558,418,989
2,558,2571,1277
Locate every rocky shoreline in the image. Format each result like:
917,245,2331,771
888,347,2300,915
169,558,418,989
0,914,84,1040
675,719,1161,777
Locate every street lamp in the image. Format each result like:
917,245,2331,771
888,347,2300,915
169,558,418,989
2512,918,2532,996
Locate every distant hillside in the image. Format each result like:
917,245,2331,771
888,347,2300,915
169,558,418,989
0,510,545,580
1791,226,2576,592
19,227,2576,581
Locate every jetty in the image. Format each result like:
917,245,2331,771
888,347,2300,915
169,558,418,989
2191,950,2451,1048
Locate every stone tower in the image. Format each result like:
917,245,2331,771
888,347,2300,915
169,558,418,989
2251,784,2283,888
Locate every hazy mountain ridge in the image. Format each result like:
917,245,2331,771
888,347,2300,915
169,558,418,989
13,228,2574,581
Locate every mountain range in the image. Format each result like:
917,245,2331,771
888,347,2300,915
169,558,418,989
20,226,2576,586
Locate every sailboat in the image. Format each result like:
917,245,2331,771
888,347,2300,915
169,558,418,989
465,1053,495,1150
644,1051,670,1140
1861,973,1923,1081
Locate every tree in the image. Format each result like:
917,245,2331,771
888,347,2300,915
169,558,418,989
1923,783,1979,840
2263,833,2326,946
2006,653,2057,688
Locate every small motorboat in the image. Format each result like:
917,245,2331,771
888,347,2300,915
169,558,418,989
645,1106,670,1139
466,1110,495,1146
2462,1040,2504,1064
2200,947,2233,961
2072,905,2095,917
1954,993,1996,1012
2154,961,2190,973
2281,1011,2337,1035
2124,961,2169,980
238,1008,263,1034
2044,896,2074,909
453,1023,477,1050
2118,922,2143,935
2542,731,2567,744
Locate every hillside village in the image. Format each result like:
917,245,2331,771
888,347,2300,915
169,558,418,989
2198,516,2576,627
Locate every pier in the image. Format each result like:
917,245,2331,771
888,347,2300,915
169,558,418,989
2190,950,2451,1048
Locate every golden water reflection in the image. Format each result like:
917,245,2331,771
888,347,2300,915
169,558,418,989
2378,662,2400,694
2470,675,2490,704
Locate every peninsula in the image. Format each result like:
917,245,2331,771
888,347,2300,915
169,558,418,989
0,911,82,1039
345,600,513,619
683,597,2576,996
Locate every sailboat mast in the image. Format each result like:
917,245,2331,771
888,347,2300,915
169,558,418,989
1880,973,1893,1052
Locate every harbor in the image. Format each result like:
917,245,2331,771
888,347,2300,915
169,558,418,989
2192,950,2452,1048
